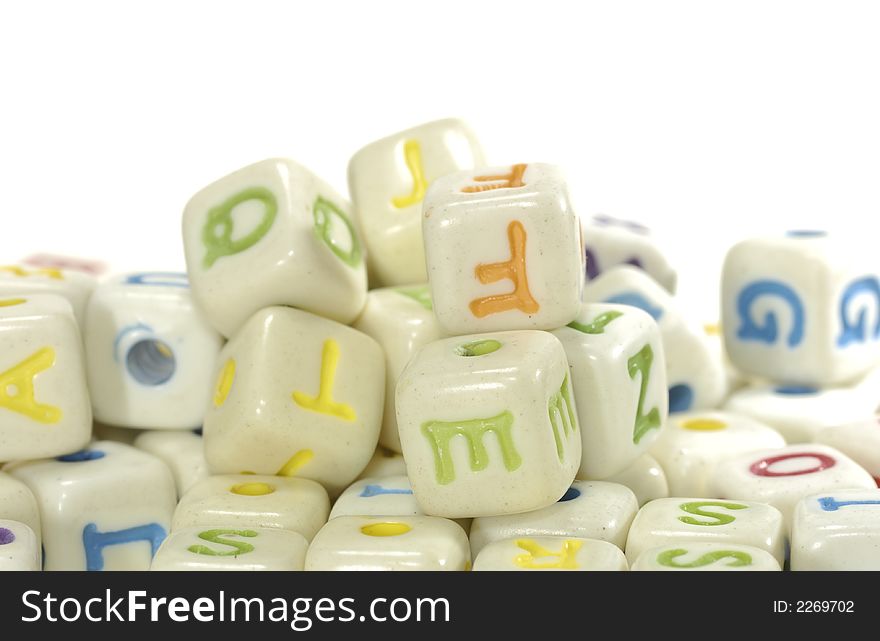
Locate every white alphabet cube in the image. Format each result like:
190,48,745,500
814,418,880,483
791,489,880,570
203,306,384,495
583,266,727,413
584,214,677,292
151,526,308,571
0,472,41,543
651,411,786,497
134,430,209,496
84,273,223,430
552,303,667,478
347,119,485,287
0,520,40,571
710,444,876,528
597,454,669,506
0,265,95,327
423,163,584,334
7,441,176,570
305,515,469,571
172,474,329,541
397,330,580,518
473,536,627,571
183,158,367,337
624,497,786,564
469,480,638,555
631,542,781,571
353,285,443,452
0,294,91,460
330,475,420,519
724,383,878,443
722,234,880,386
358,447,407,480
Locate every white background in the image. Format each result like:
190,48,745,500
2,0,879,317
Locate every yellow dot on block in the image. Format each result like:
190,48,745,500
681,418,727,431
703,323,721,336
213,359,235,407
360,522,412,537
230,482,275,496
0,298,25,307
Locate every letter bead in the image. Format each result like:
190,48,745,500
631,543,781,571
151,526,308,571
473,536,628,571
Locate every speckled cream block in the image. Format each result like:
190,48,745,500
472,536,627,571
305,516,469,571
583,266,727,414
347,119,485,287
330,475,420,519
0,519,40,571
791,489,880,570
631,543,781,571
552,303,667,478
0,471,41,543
134,430,209,497
469,481,638,556
596,454,669,506
709,444,876,529
7,441,176,571
397,330,580,518
624,497,785,564
583,214,677,293
722,233,880,386
182,158,367,338
651,411,786,497
0,295,91,460
422,163,584,334
353,285,443,452
84,273,222,430
203,307,384,495
172,474,329,541
814,417,880,483
151,526,308,571
0,265,95,327
724,383,878,443
93,422,142,444
358,447,407,480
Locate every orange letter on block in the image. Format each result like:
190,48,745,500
469,220,539,318
461,164,527,193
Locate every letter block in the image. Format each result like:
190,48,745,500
173,474,329,541
151,526,308,571
631,543,781,571
397,331,580,518
0,294,91,460
473,536,628,571
469,481,638,556
353,285,443,452
422,163,584,334
84,273,223,429
583,266,727,413
0,519,40,571
203,306,385,495
0,265,95,327
651,411,786,497
304,516,469,571
182,159,367,337
134,430,209,497
552,303,668,478
347,119,485,287
722,234,880,385
814,417,880,484
7,442,177,570
710,444,876,528
624,498,786,564
329,475,420,520
0,472,41,543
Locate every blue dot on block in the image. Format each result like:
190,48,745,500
786,230,827,238
57,449,105,462
668,384,694,413
558,487,581,502
0,527,15,545
774,385,819,395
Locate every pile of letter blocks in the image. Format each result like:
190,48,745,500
1,118,879,571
